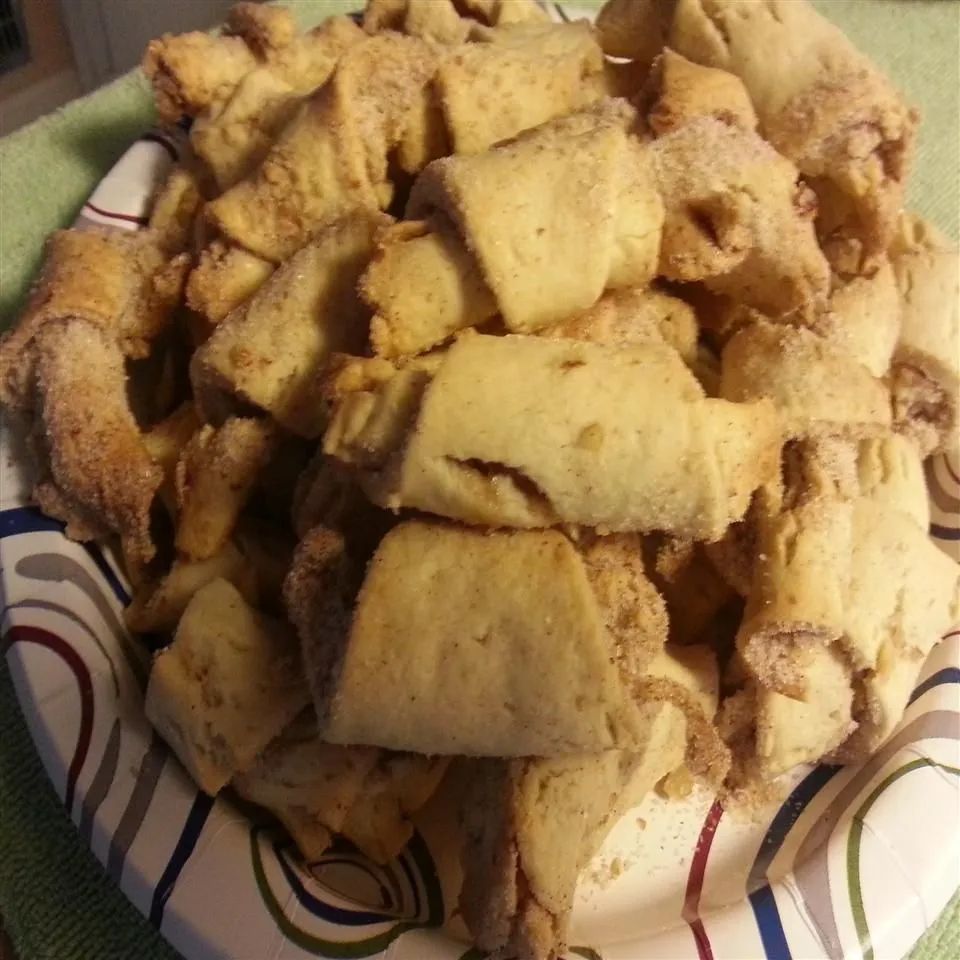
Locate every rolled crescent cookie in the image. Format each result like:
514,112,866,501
191,213,389,438
738,445,959,702
187,15,364,189
648,117,830,318
435,20,606,156
304,521,694,757
663,0,916,271
206,34,438,262
460,644,719,960
888,214,959,457
325,334,782,540
720,321,891,440
364,100,664,357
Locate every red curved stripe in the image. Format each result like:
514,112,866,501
3,624,94,816
84,201,149,226
139,131,179,162
682,798,724,960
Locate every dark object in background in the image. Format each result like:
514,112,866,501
0,0,29,76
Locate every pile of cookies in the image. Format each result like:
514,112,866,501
1,2,957,958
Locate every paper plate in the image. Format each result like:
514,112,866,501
2,7,959,960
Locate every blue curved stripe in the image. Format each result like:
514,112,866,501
275,837,402,926
748,764,842,889
746,764,842,959
0,506,63,539
749,885,793,960
930,523,960,541
149,791,214,928
272,829,443,929
908,667,960,706
1,506,204,927
0,505,129,608
410,829,444,927
81,542,130,605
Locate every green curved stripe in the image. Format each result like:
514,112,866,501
570,947,603,960
456,949,487,960
250,829,424,958
250,817,595,960
847,757,960,960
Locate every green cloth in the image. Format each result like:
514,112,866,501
0,2,957,959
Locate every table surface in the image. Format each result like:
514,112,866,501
0,2,957,959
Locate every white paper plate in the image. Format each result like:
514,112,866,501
2,7,959,960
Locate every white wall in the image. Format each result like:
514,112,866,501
59,0,239,91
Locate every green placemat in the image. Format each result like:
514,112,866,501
0,3,957,959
